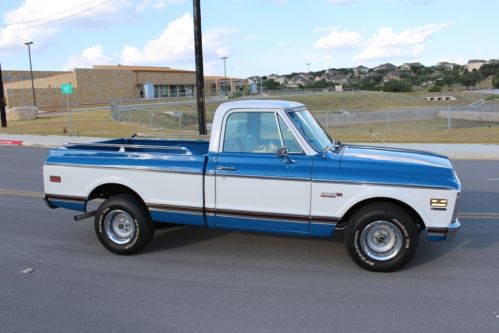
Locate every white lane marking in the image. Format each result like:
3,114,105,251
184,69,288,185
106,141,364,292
459,212,499,220
485,178,499,181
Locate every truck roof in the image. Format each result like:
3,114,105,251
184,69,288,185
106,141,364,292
217,99,305,112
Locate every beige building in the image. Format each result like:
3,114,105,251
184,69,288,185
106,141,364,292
3,65,248,108
467,60,487,72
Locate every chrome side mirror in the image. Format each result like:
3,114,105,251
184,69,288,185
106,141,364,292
277,146,295,164
277,146,289,159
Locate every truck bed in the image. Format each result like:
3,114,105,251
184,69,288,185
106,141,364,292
66,138,210,156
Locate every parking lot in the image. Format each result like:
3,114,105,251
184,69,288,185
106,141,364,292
1,146,498,332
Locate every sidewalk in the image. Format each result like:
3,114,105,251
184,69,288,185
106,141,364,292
1,133,498,160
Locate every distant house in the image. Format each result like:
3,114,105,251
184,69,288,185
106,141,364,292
436,61,455,71
383,71,401,81
467,59,487,72
399,62,423,71
288,73,314,87
354,65,369,76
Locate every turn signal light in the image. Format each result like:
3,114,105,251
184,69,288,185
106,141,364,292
50,176,61,183
430,198,447,208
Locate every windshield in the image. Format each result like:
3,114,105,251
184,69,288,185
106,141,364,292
287,109,332,152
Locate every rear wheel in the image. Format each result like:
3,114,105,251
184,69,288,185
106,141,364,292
345,202,419,272
95,194,154,255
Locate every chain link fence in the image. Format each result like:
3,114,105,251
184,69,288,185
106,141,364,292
109,93,499,142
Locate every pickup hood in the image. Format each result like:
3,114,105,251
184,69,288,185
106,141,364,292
336,144,460,190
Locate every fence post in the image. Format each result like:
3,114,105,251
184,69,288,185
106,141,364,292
387,111,390,133
325,111,329,131
448,104,451,130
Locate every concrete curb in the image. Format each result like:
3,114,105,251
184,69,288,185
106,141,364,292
0,139,24,146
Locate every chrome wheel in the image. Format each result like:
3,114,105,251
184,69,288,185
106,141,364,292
360,220,403,261
104,210,136,245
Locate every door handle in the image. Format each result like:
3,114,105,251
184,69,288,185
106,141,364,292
217,166,237,171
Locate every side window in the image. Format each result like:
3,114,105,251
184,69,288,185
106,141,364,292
277,116,303,153
223,112,281,153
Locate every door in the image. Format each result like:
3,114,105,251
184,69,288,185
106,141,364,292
215,111,313,235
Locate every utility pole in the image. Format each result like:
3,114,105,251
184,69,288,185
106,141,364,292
0,63,7,127
193,0,207,135
24,41,36,106
306,63,311,73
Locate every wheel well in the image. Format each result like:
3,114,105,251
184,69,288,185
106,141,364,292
339,198,426,232
88,183,146,208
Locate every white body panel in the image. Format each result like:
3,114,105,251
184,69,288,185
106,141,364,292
215,176,311,216
44,165,203,208
311,182,458,228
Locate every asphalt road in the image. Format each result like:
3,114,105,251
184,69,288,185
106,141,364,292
1,146,498,332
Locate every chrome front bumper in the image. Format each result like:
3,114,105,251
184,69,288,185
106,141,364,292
426,218,461,241
446,217,461,241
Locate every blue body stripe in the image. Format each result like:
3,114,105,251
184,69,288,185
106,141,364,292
49,200,86,212
150,210,205,226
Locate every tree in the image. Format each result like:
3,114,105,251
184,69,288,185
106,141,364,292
358,73,383,91
262,79,281,90
382,79,413,92
305,79,335,89
460,70,482,90
479,60,499,88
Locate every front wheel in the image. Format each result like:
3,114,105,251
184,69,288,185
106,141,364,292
345,202,419,272
95,194,154,255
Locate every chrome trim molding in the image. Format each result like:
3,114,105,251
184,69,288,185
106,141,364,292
45,194,86,202
44,162,203,175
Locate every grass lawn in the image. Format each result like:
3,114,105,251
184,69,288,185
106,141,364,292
2,91,498,143
330,119,499,143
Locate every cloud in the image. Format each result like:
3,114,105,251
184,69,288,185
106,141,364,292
355,22,453,61
122,13,238,65
64,44,111,69
135,0,185,12
0,0,130,54
314,29,363,50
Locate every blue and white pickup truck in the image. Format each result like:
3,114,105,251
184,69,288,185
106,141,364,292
43,100,461,272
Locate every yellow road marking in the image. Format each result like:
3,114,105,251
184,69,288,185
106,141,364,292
0,188,43,198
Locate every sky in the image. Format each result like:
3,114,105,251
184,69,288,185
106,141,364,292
0,0,497,78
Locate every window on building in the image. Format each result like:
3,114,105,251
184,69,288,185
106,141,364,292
179,85,186,97
169,85,177,97
160,85,168,97
185,85,193,96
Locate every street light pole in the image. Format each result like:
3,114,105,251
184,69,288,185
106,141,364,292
221,56,228,95
24,41,36,107
221,56,228,79
306,63,311,73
